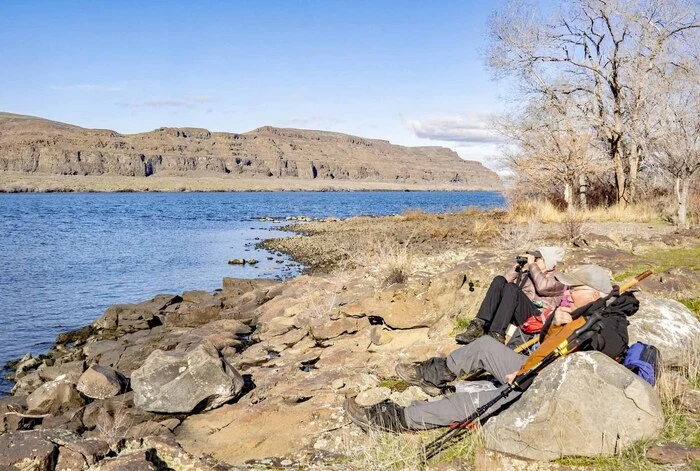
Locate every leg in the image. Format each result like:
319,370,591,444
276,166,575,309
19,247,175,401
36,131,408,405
455,276,508,344
486,283,539,336
403,385,522,429
475,276,508,325
447,336,526,384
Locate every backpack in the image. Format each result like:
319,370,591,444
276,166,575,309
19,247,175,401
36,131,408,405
623,342,661,386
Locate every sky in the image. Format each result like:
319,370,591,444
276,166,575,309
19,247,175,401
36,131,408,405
0,0,516,169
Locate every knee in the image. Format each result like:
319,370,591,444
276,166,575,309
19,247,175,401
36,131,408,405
492,276,507,286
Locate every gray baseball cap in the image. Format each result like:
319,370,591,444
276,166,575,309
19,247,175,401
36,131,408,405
554,264,613,294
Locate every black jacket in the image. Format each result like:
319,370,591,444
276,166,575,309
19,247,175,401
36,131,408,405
540,291,639,360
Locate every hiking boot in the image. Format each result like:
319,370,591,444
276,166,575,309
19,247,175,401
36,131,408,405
344,396,372,432
344,397,409,433
488,331,506,344
395,363,442,396
455,318,486,345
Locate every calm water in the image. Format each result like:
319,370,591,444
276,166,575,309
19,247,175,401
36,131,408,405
0,191,505,395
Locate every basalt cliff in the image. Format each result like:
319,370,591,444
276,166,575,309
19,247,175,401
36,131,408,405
0,112,501,190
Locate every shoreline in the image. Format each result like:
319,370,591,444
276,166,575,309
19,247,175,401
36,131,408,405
2,209,698,468
0,172,505,193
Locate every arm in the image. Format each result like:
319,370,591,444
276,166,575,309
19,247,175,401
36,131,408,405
529,265,567,297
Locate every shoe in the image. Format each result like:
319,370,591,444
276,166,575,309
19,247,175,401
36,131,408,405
344,397,409,433
395,363,442,396
455,318,486,345
488,331,506,344
344,396,371,432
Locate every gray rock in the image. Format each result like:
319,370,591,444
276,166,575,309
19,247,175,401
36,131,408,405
484,351,664,461
38,359,85,383
26,379,85,415
629,292,700,366
0,429,79,470
98,449,158,471
164,299,223,328
646,443,700,465
131,344,244,413
181,290,215,304
77,365,126,399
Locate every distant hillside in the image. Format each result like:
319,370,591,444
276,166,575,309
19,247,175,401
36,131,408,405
0,114,502,190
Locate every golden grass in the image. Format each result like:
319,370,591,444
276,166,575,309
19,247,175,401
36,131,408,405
507,199,659,224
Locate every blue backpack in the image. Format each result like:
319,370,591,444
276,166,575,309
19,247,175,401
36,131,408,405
623,342,661,386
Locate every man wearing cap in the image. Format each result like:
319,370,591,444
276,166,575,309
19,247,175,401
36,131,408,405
455,246,567,345
345,264,636,432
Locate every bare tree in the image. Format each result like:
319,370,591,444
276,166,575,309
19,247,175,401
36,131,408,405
496,94,609,210
487,0,699,206
649,72,700,228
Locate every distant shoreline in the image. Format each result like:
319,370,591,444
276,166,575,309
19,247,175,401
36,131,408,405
0,172,504,193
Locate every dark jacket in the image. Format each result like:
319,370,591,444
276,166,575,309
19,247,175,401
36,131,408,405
540,291,639,360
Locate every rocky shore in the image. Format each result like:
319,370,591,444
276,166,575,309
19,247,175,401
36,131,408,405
2,210,699,470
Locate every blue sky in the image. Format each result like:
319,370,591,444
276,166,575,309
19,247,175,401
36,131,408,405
0,0,514,168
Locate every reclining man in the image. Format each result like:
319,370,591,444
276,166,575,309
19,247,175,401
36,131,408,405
456,247,566,345
345,264,637,432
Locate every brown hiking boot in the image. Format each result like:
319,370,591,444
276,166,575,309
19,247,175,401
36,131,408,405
455,318,486,345
344,396,409,433
395,363,442,396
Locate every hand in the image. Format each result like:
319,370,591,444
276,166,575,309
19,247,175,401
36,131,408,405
527,254,536,265
553,306,573,326
506,371,518,384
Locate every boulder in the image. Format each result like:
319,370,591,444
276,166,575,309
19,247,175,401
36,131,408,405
82,392,156,432
38,360,85,383
629,292,700,366
181,290,215,304
0,429,79,470
93,295,180,331
646,443,700,465
26,379,85,415
131,344,244,413
484,352,663,461
164,299,223,328
222,277,279,297
77,364,126,399
98,449,158,471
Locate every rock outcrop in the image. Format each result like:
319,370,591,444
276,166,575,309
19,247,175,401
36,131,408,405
0,112,502,190
483,352,664,461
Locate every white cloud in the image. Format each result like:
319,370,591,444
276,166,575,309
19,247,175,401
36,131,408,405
406,115,509,145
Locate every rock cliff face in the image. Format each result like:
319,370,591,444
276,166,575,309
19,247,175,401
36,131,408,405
0,112,501,189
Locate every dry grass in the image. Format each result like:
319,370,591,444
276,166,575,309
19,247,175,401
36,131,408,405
350,234,415,286
343,426,484,470
95,400,133,443
506,199,658,224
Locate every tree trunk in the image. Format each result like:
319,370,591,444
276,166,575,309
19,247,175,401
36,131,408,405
564,182,573,211
578,174,588,210
676,176,689,229
628,144,640,203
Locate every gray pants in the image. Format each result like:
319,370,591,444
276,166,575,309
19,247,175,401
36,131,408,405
404,336,527,429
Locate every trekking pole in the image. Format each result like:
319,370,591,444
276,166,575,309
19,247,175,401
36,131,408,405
422,312,604,462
